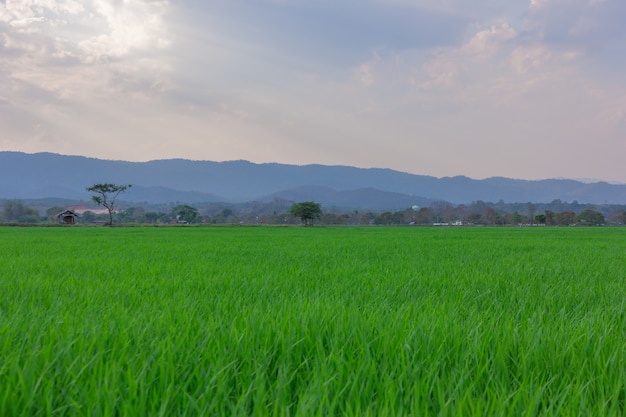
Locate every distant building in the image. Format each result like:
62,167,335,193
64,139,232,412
56,210,79,225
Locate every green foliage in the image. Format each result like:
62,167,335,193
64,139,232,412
577,209,605,225
144,211,166,224
86,183,131,225
1,200,40,223
171,204,198,223
1,227,626,415
45,206,66,218
80,210,106,224
289,201,322,226
374,211,407,225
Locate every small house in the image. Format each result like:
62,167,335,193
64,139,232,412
56,210,79,225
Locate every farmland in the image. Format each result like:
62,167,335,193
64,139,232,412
1,226,625,416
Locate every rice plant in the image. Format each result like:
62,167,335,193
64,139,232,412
1,226,625,416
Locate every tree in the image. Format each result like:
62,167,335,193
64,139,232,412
171,205,198,223
556,211,576,226
527,203,536,226
481,207,498,225
510,211,526,225
45,206,67,223
374,211,394,225
577,209,604,226
608,209,625,225
2,200,40,223
144,212,165,224
118,206,145,224
86,183,131,225
290,201,322,226
46,206,66,217
416,207,435,224
81,211,97,224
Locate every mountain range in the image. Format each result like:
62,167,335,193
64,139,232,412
1,152,625,210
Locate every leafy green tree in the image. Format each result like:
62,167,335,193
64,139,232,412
217,208,238,224
510,212,526,224
171,205,198,223
144,212,165,224
577,209,604,226
45,206,71,223
2,200,40,223
81,211,97,224
290,201,322,226
534,214,547,225
118,206,146,224
374,210,407,225
46,206,66,218
86,183,132,225
374,212,394,225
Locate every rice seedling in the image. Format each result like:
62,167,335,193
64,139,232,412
0,226,625,416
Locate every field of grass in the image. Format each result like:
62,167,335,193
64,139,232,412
1,226,625,416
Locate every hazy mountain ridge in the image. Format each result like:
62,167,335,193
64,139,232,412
2,152,626,209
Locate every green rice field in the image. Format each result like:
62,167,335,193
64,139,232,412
1,226,626,416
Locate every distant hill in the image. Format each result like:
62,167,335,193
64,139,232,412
1,152,625,209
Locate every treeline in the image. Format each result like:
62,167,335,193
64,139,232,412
371,202,617,226
2,198,625,226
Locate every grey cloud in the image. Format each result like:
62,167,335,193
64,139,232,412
0,0,173,104
525,0,626,47
2,0,625,182
190,1,468,66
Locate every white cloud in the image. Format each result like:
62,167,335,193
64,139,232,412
510,44,583,77
510,44,553,73
416,23,517,90
0,0,172,101
529,0,548,9
1,0,625,182
463,24,517,57
78,0,170,62
357,64,375,86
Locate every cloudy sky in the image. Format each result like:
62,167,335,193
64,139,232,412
1,0,625,182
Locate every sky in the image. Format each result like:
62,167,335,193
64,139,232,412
1,0,625,182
